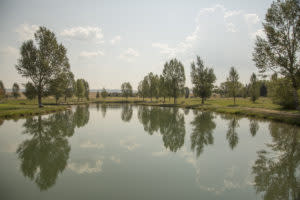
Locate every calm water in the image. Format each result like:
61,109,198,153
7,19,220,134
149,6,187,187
0,104,299,200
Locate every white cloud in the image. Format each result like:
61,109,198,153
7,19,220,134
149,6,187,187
0,46,18,55
61,26,104,43
226,23,238,33
110,35,121,44
15,23,39,41
119,48,139,62
79,50,104,58
79,140,104,149
224,10,242,18
152,4,242,58
68,160,103,174
120,136,140,150
244,14,260,25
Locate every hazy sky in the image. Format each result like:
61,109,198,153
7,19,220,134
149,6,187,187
0,0,273,89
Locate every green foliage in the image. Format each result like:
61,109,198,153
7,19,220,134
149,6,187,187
268,75,300,109
190,56,216,104
249,73,260,102
184,87,189,98
121,82,133,98
101,88,108,98
162,58,186,104
75,79,85,100
253,0,300,109
83,80,89,100
96,91,100,98
12,83,20,98
16,26,70,107
227,67,242,104
23,82,37,100
0,80,6,99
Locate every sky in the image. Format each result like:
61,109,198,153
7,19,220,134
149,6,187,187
0,0,273,90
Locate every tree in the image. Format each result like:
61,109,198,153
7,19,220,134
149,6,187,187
253,0,300,110
190,56,216,104
268,74,299,109
63,71,75,102
121,82,132,98
249,73,260,102
75,79,85,101
12,83,20,98
138,76,150,101
227,67,241,104
184,87,190,98
16,26,70,107
96,91,100,98
23,82,37,100
49,73,67,104
83,80,89,100
0,81,6,99
159,75,168,102
162,58,186,104
259,81,268,97
101,88,108,98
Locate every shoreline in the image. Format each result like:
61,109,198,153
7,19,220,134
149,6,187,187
1,98,300,126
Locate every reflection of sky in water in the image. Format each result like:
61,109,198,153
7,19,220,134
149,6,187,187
0,104,299,200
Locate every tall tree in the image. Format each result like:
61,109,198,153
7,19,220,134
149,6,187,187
83,80,89,100
0,80,6,99
227,67,241,104
121,82,133,98
75,79,85,101
12,83,20,98
190,56,216,104
162,58,186,104
101,88,108,98
253,0,300,110
184,87,190,99
16,26,70,107
96,91,100,98
159,75,168,102
250,73,260,102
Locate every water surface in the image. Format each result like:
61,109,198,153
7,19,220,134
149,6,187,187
0,104,299,200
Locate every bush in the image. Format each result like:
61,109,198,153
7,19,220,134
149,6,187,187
268,77,300,109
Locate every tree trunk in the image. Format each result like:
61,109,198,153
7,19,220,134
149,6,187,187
38,93,43,108
234,96,236,105
151,97,152,102
163,96,165,103
174,97,176,104
143,96,144,101
201,97,204,104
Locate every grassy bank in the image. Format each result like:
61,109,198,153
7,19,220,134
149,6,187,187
1,96,300,126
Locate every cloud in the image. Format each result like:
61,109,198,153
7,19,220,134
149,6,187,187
244,14,260,25
68,160,103,174
0,46,18,55
152,149,170,157
79,140,104,149
152,4,243,58
60,26,104,43
226,23,238,33
119,48,139,62
110,35,121,44
79,50,104,58
15,23,39,41
120,136,140,151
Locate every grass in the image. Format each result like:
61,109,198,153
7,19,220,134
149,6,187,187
1,96,300,126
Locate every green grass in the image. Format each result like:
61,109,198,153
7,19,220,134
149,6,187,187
1,96,300,126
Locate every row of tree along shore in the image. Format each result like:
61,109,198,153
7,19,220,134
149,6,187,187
0,0,299,111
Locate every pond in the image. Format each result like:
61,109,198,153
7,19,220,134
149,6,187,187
0,104,299,200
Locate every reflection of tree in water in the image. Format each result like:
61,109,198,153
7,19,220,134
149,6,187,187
137,106,185,152
249,119,259,137
190,112,216,157
100,104,107,118
221,114,240,150
252,122,300,200
16,106,90,190
73,105,90,128
121,104,133,122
